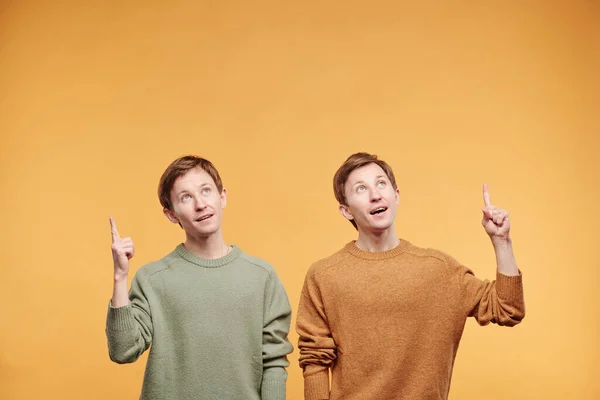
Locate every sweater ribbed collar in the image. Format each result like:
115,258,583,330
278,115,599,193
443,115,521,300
175,243,241,268
344,239,412,260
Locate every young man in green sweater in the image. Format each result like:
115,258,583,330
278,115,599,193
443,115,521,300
296,152,525,400
106,155,293,400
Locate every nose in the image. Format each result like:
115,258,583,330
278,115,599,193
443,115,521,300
194,197,207,211
370,188,382,202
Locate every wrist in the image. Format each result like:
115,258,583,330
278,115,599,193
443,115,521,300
491,236,512,249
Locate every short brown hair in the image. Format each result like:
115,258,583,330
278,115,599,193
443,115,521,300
333,152,398,229
158,155,223,211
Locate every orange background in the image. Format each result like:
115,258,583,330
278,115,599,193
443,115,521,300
1,1,598,399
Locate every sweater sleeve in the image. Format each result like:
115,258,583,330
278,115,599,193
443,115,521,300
261,270,293,400
296,270,336,400
105,268,153,363
450,255,525,326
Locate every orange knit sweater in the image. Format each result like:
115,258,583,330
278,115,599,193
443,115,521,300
296,240,525,400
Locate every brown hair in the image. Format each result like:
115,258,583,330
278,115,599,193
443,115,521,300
158,155,223,211
333,152,397,229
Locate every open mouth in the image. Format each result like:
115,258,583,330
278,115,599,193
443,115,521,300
370,207,387,215
196,214,213,222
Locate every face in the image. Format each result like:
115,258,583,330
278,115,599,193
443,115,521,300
163,168,227,238
339,163,399,233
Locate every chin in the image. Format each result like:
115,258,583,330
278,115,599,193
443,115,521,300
198,226,220,235
370,222,394,232
359,225,386,234
186,224,219,237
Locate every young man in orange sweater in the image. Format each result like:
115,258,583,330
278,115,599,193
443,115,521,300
296,152,525,400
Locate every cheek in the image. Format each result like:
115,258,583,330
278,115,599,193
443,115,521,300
174,204,195,219
348,204,365,219
173,203,188,214
209,198,224,212
170,205,183,217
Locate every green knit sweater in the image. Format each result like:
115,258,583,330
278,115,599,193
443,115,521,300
106,244,293,400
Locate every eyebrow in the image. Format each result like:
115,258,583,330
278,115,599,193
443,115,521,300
351,175,387,187
175,183,213,196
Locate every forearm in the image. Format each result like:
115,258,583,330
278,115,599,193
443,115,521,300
302,367,330,400
262,274,293,400
106,304,148,363
492,238,519,276
106,271,153,363
111,275,130,307
261,367,287,400
297,305,335,400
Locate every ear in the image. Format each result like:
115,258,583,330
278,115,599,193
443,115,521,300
395,187,400,205
163,208,179,224
339,204,354,221
220,188,227,208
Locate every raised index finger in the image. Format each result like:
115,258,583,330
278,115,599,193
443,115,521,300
482,184,491,207
109,216,120,242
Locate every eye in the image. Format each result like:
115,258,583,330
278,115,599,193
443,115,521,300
202,187,211,195
356,185,366,193
181,194,192,201
377,181,386,188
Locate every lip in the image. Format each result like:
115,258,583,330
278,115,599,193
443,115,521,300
195,213,214,222
369,206,388,215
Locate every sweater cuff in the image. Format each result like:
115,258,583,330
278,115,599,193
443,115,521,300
106,301,135,332
261,379,286,400
304,370,330,400
496,270,523,299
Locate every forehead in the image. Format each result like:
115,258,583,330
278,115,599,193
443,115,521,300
172,168,216,191
346,163,388,185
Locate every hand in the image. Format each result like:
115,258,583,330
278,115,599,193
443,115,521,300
110,217,134,279
481,184,511,243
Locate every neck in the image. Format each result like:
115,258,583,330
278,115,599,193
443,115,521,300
355,226,400,252
183,230,230,259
